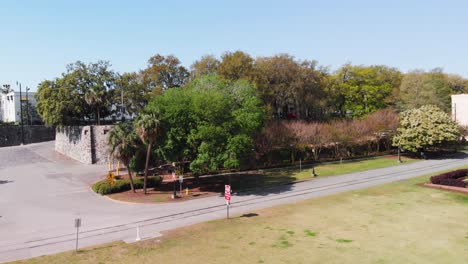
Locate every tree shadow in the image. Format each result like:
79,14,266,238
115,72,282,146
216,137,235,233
0,180,13,185
240,213,259,218
424,151,468,160
160,171,295,197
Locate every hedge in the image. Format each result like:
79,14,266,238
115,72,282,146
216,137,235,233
439,178,466,188
92,176,162,195
430,169,467,184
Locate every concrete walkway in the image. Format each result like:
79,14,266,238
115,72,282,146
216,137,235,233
1,142,467,263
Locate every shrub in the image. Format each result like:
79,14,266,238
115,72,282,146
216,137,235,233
430,169,467,185
92,176,162,195
439,178,466,188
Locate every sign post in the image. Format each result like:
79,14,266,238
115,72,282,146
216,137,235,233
74,218,81,252
225,185,231,219
172,171,177,199
179,176,183,193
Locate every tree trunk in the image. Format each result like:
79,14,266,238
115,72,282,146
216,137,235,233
128,168,136,193
143,141,153,194
97,107,100,125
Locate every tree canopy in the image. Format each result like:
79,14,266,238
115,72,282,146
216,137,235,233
329,64,402,118
392,105,460,152
397,69,452,112
35,61,116,126
146,74,264,174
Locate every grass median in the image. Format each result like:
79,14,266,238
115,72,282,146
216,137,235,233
225,155,418,191
14,165,468,264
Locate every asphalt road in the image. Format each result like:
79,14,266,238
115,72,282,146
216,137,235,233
1,142,467,263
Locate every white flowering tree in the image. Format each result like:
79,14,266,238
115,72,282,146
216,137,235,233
393,105,460,152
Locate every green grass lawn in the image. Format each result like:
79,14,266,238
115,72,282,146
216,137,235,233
223,155,418,192
281,155,417,179
15,166,468,264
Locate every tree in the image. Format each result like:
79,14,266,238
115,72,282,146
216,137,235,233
134,112,160,194
35,79,85,126
218,51,255,81
392,105,460,153
116,72,150,117
108,123,139,192
35,61,116,126
146,74,264,175
329,64,402,118
141,54,189,93
254,54,327,120
84,88,104,125
447,74,468,94
398,69,452,112
190,55,220,79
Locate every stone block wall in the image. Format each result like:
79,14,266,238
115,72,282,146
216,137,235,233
0,125,55,147
55,125,113,164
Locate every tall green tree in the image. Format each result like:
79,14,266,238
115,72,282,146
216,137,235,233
116,72,150,117
398,69,452,112
329,64,402,118
393,105,460,153
134,112,160,194
218,51,255,81
108,123,140,192
141,54,189,94
146,74,264,175
447,74,468,94
35,61,116,126
190,55,220,79
254,54,328,120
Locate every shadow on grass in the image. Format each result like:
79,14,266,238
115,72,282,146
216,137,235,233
153,172,295,197
424,151,468,160
240,213,259,218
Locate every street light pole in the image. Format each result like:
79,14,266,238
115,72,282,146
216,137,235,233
26,87,30,125
16,82,24,145
397,144,402,163
119,75,124,122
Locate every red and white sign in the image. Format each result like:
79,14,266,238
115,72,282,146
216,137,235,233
224,185,231,201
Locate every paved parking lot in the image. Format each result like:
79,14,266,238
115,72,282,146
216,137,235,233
1,142,467,263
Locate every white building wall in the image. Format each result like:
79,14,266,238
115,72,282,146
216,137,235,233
451,94,468,127
0,91,36,123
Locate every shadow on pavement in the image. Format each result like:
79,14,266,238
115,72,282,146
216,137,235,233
0,180,13,184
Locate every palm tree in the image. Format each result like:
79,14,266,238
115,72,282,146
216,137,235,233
85,88,103,125
108,123,138,192
134,112,160,194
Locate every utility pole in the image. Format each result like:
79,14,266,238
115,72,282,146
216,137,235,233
26,86,30,125
16,82,24,145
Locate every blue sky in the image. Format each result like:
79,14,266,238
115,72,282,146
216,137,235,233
1,0,468,91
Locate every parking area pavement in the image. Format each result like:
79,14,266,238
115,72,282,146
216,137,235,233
1,142,467,263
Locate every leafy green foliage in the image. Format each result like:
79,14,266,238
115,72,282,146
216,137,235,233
116,72,150,116
398,69,452,112
393,105,461,152
254,54,328,120
92,176,162,195
218,51,255,81
146,74,264,174
190,55,220,79
329,64,402,118
141,54,189,93
35,61,116,126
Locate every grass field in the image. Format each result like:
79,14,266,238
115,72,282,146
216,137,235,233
15,166,468,264
107,155,419,203
226,155,418,191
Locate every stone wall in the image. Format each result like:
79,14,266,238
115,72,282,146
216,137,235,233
0,125,55,147
55,125,113,164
